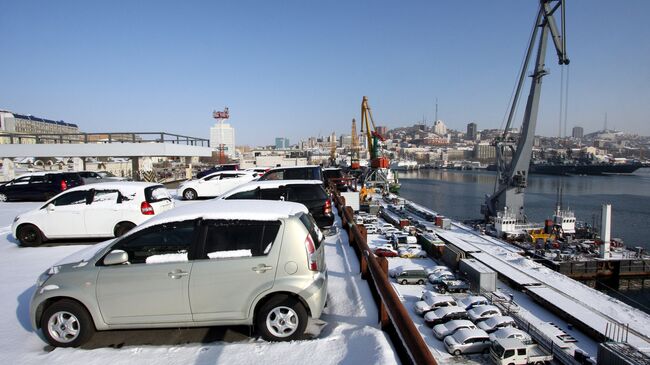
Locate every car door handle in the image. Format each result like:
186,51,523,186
252,264,273,273
168,270,189,279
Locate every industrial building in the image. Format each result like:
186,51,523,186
0,110,80,143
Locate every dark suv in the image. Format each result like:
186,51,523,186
219,180,334,229
257,165,323,183
0,172,84,202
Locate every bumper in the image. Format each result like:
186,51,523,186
303,270,328,319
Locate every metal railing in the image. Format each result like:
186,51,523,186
332,188,437,365
487,292,583,365
0,132,210,147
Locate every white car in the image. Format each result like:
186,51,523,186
467,305,502,322
433,319,478,340
458,295,490,310
388,265,419,278
488,327,532,343
476,316,516,333
414,291,457,315
425,266,450,276
12,182,174,246
365,225,379,234
177,171,257,200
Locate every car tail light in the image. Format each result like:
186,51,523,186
323,198,332,215
304,234,318,271
140,201,155,215
60,180,68,191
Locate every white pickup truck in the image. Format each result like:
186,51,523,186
490,338,553,365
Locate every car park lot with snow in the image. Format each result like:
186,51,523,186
0,201,398,365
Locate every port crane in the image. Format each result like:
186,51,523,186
482,0,569,221
359,96,398,192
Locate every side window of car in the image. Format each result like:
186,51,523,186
220,174,236,179
204,174,219,181
263,171,284,180
29,176,47,184
91,190,119,205
52,190,89,206
225,189,259,200
201,220,281,259
284,169,307,180
504,349,515,358
112,220,196,264
11,177,31,185
259,187,285,201
517,348,526,356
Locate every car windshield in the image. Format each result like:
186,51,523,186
492,343,505,358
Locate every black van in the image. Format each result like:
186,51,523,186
257,165,323,182
0,172,84,202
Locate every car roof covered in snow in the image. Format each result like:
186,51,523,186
131,200,308,234
219,180,324,198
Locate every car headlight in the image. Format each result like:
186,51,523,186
36,272,52,287
36,266,59,287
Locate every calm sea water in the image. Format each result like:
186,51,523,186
398,168,650,312
398,168,650,251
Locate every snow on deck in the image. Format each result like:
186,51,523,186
441,213,650,351
0,201,399,365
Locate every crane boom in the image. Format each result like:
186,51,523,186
483,0,569,221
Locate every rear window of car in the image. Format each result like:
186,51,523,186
145,185,171,202
288,185,327,201
202,220,281,258
60,173,83,182
299,213,323,250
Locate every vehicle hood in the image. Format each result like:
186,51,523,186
52,239,115,267
414,301,429,311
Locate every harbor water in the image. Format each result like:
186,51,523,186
398,167,650,313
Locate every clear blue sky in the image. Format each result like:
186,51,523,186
1,0,649,145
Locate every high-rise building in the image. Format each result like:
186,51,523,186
210,121,235,156
572,126,584,139
466,122,477,141
433,120,447,136
376,126,388,137
275,137,290,149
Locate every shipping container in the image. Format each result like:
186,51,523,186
459,258,497,293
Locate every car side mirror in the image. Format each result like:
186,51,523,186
104,250,129,265
47,204,55,212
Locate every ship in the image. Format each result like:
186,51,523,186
487,159,643,176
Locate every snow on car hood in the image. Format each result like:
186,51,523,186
53,239,115,267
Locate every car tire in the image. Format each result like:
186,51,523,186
256,295,307,341
114,222,136,237
17,224,43,247
41,299,95,348
0,193,7,202
417,279,424,285
400,279,408,285
439,287,447,294
183,188,197,200
453,349,461,356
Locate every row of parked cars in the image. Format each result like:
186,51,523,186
355,213,427,259
9,165,337,247
14,165,337,348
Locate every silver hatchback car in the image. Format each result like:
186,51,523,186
30,200,328,347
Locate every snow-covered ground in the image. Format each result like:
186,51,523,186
0,201,399,365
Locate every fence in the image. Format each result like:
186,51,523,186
332,188,436,365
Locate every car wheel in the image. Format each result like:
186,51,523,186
256,295,307,341
114,222,136,237
400,279,408,285
41,299,95,347
17,224,43,247
183,188,197,200
439,287,447,294
0,193,7,202
417,279,424,285
453,349,461,356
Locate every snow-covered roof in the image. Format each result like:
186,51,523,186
131,200,308,235
219,180,324,199
452,328,488,342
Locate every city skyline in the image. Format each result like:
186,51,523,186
1,0,648,145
